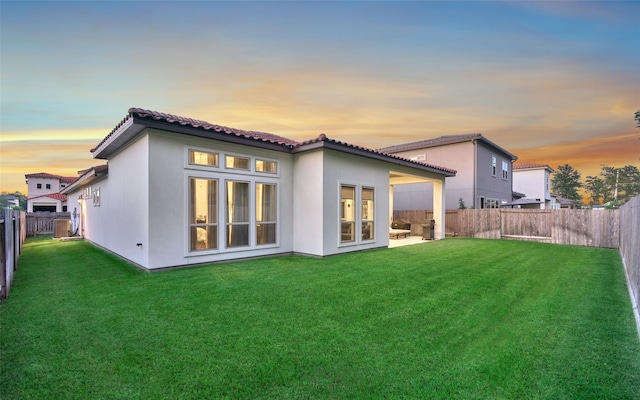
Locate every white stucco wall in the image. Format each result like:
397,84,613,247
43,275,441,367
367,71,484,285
292,149,325,256
27,177,62,197
320,149,390,256
144,130,295,269
79,135,150,267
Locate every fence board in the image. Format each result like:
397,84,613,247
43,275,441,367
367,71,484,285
1,210,25,299
619,195,640,338
394,208,619,248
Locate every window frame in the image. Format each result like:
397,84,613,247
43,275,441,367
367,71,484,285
338,182,377,247
225,154,251,171
188,177,219,252
255,159,278,174
185,147,281,256
491,156,497,177
361,187,375,241
502,160,509,180
255,182,277,245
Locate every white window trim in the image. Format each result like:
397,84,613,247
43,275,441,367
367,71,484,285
184,146,280,178
184,171,280,257
337,181,377,248
501,160,509,180
491,156,497,177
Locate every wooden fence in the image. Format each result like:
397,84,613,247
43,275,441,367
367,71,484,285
26,212,70,236
1,210,26,299
619,195,640,337
394,208,620,248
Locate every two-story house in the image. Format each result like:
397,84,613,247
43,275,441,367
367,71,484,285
25,172,76,212
378,133,517,210
509,163,558,209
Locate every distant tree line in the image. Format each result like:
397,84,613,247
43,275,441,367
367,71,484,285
552,164,640,207
551,111,640,208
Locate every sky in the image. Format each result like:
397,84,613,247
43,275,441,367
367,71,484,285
1,0,639,194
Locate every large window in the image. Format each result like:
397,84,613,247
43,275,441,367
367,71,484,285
361,188,374,240
502,161,509,180
226,181,250,247
341,186,356,243
189,178,218,251
256,183,277,244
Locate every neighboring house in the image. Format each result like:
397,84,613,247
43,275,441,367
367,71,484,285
62,108,456,271
555,195,578,209
25,172,75,212
378,133,517,210
507,163,558,209
4,196,20,209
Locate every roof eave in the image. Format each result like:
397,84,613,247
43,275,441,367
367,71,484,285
294,140,456,177
93,116,294,159
91,117,142,159
61,167,108,195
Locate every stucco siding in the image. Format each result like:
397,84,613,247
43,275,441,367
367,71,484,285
391,142,474,209
292,150,325,256
145,130,295,269
96,134,150,267
321,149,390,255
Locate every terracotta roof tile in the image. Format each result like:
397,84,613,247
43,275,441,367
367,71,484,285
296,134,457,175
92,108,457,177
25,172,76,182
513,163,554,171
27,193,67,201
92,108,300,152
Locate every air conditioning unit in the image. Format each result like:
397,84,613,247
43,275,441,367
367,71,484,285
54,219,70,238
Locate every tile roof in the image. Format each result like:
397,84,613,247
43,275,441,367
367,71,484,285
92,107,300,153
377,133,517,161
297,134,457,175
61,164,109,195
91,108,457,177
513,163,554,171
27,193,67,201
25,172,76,182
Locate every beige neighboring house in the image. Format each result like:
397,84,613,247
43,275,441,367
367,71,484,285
25,172,75,212
378,133,517,210
507,163,558,209
61,107,457,271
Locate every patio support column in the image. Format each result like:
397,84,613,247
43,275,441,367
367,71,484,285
389,184,394,227
432,178,446,239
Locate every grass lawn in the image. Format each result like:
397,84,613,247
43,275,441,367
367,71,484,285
1,237,639,399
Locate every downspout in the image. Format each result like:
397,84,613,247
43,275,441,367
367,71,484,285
473,139,478,207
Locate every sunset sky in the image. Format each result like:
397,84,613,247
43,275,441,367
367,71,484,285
1,1,639,194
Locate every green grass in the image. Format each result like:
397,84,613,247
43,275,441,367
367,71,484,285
1,237,639,399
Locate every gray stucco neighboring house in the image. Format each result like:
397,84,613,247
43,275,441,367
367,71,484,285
378,133,517,210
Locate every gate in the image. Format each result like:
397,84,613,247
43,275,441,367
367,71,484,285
26,212,70,236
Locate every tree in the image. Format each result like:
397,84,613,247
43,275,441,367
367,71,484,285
635,109,640,128
551,164,582,201
584,175,604,205
590,165,640,205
